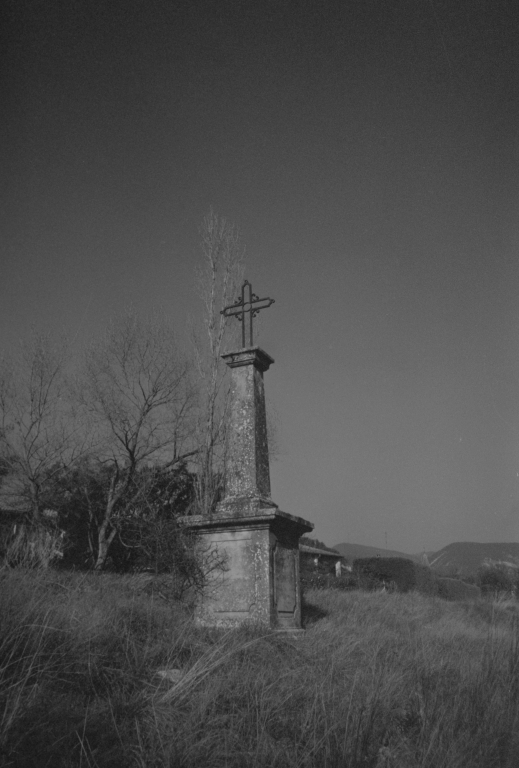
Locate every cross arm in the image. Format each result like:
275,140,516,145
221,296,275,318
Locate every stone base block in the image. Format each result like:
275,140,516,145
183,510,313,629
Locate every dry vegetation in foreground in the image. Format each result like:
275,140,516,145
2,570,519,767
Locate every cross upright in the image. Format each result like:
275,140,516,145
221,280,275,348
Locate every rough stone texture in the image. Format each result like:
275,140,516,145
216,347,276,517
184,345,313,628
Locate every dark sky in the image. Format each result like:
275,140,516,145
2,0,519,552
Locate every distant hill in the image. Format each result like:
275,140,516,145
427,542,519,577
333,541,519,575
333,542,421,563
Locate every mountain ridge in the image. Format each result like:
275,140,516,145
426,541,519,576
332,540,519,576
333,542,422,563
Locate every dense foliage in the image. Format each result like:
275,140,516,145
352,556,440,595
301,556,487,600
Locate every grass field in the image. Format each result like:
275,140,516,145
1,569,519,767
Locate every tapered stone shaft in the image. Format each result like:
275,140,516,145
216,347,276,516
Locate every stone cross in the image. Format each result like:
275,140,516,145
183,279,314,629
221,280,275,348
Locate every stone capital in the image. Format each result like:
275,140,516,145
221,346,274,373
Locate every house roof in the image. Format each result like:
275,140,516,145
300,544,343,560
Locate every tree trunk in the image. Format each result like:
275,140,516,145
94,524,118,570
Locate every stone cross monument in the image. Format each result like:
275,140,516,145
185,280,313,628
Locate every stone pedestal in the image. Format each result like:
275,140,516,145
187,510,312,627
185,346,313,628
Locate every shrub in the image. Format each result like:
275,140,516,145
324,558,440,597
436,576,481,601
301,571,358,592
349,558,481,599
477,564,516,597
353,557,418,592
413,563,439,596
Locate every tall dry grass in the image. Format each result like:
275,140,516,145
1,570,519,767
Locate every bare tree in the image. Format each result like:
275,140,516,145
76,310,197,570
191,209,244,514
0,333,80,523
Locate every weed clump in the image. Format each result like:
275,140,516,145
2,570,519,767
